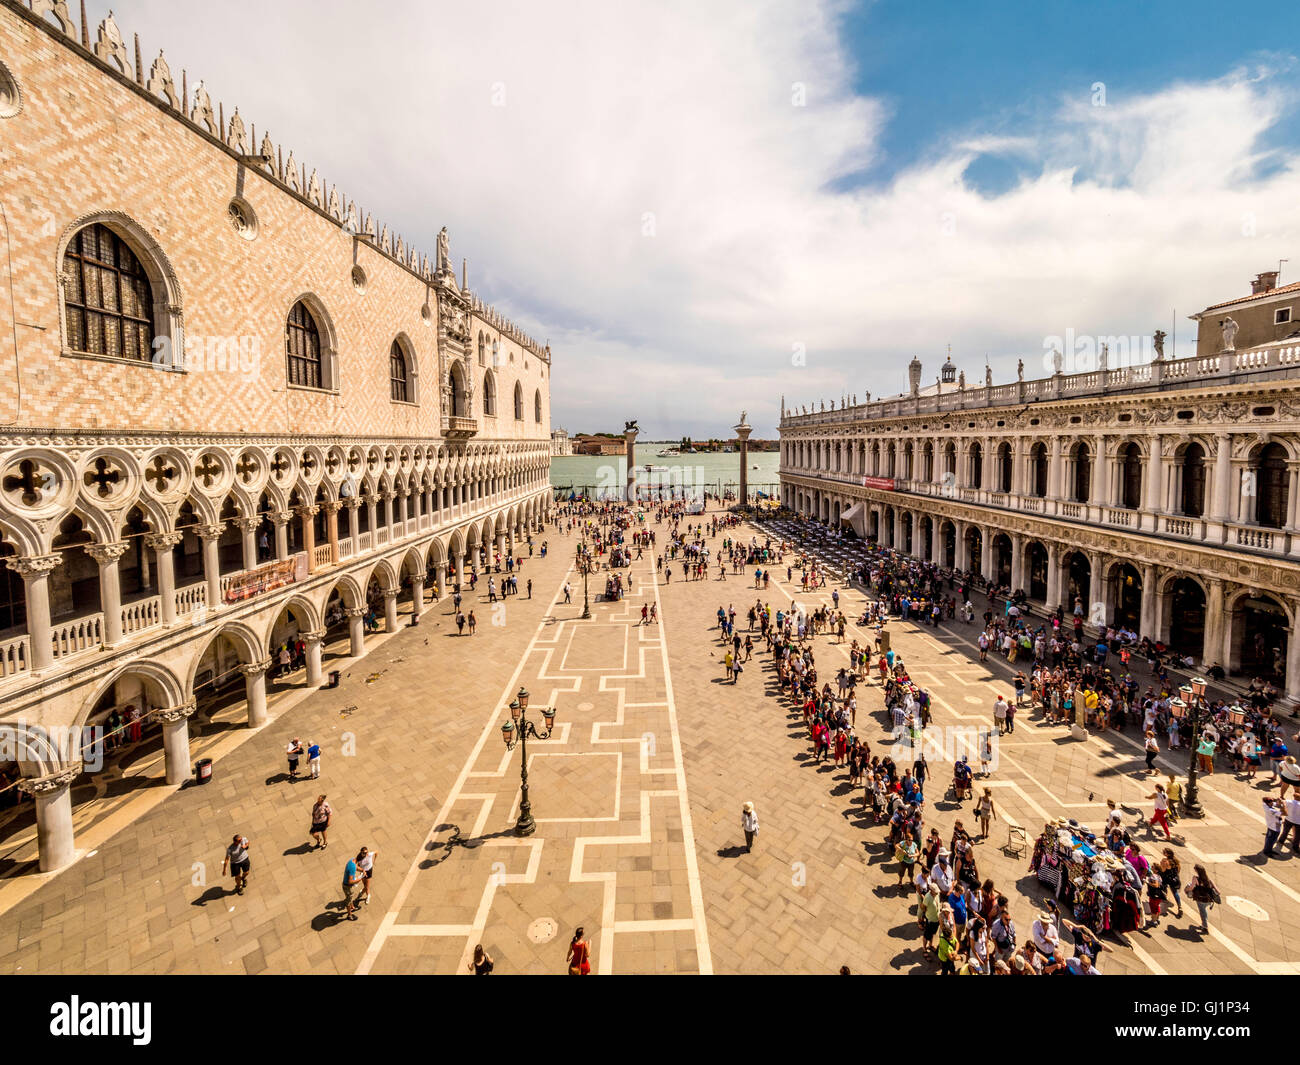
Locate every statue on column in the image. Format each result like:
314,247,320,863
436,226,451,274
1017,358,1024,381
985,365,993,388
1153,329,1166,361
1051,348,1063,374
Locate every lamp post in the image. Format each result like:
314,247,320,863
1179,676,1209,819
576,544,592,619
500,687,558,837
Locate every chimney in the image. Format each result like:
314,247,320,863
1252,270,1280,295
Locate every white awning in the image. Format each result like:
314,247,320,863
840,501,867,537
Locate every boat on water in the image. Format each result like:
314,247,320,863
643,464,669,472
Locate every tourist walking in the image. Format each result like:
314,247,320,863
976,788,997,840
308,739,322,779
468,945,495,974
310,794,331,849
1146,783,1171,840
1262,797,1283,857
358,846,376,904
222,833,251,895
742,801,759,852
566,927,592,975
1187,865,1220,933
468,609,477,635
342,851,366,920
286,737,304,781
1143,730,1160,773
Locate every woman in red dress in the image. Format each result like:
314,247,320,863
567,927,592,975
834,730,849,767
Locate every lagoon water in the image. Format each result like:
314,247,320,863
550,442,781,498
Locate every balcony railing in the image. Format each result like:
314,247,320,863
313,543,336,570
121,596,161,636
176,583,207,616
357,531,373,552
0,632,30,677
52,614,103,660
445,416,479,438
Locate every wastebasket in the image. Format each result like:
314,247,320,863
194,757,213,784
328,669,341,688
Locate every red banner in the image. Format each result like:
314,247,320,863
863,476,896,491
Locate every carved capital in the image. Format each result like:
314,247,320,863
86,541,130,565
302,629,327,644
197,523,225,542
144,531,185,550
233,516,262,533
269,510,293,527
4,554,62,579
343,606,366,618
382,589,400,601
321,500,342,514
296,504,320,518
18,762,83,795
155,699,197,724
238,658,273,678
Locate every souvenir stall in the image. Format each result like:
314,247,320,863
1029,818,1142,934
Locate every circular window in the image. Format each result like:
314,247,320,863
352,265,367,292
420,303,432,325
0,61,23,119
227,197,257,240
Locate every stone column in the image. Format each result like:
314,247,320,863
6,555,61,672
234,516,260,571
1144,437,1165,532
1088,554,1106,625
345,607,366,655
239,659,271,727
198,523,224,609
1211,432,1232,523
1045,542,1062,610
271,510,291,560
86,541,129,647
1139,563,1157,638
624,425,639,503
366,497,379,541
980,530,995,583
1204,579,1226,667
1010,533,1025,592
145,532,183,626
19,763,82,872
411,574,425,617
454,551,465,589
1285,624,1300,705
1090,438,1107,507
298,505,318,570
1049,437,1063,500
303,630,325,687
383,589,400,632
324,500,340,562
734,416,752,506
157,699,198,785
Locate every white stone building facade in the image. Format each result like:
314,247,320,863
0,1,553,870
780,322,1300,706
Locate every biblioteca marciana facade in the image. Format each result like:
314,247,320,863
0,1,553,870
779,270,1300,707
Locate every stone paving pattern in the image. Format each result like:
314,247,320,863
1,517,1298,974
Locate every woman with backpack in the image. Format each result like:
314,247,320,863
1187,864,1220,933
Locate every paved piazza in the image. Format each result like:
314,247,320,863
0,516,1296,975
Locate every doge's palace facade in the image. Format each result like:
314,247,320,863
0,1,553,869
780,277,1300,709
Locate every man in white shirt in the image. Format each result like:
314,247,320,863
930,852,953,893
994,695,1009,735
1263,797,1284,857
1278,796,1300,853
1031,908,1060,960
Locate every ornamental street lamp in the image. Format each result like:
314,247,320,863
499,687,558,837
576,545,593,620
1177,675,1209,819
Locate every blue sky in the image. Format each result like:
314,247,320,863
102,0,1300,437
844,0,1300,193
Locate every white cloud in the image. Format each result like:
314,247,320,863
102,1,1300,436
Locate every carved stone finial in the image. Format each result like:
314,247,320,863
93,11,129,73
146,50,179,109
190,80,216,134
226,107,247,153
